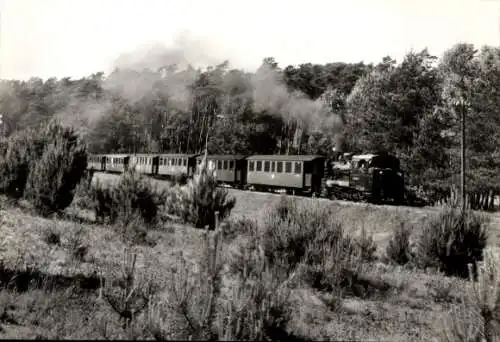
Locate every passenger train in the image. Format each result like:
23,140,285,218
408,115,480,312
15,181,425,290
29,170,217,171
87,151,406,205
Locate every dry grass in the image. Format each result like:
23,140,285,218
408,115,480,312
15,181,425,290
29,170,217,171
1,172,500,340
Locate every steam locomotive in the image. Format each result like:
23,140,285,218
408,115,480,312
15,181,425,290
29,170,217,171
87,151,406,205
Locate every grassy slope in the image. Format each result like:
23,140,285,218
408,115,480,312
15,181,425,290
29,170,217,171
0,171,498,340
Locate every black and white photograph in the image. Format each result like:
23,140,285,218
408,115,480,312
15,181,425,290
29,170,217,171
0,0,500,340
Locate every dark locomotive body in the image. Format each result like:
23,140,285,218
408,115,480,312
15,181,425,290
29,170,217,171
87,151,406,205
324,153,405,204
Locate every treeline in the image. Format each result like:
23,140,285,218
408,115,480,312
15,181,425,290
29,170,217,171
0,43,499,208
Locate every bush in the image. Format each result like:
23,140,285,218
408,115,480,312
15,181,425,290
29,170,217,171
24,123,88,216
91,178,115,223
261,197,361,292
416,204,489,278
440,250,500,341
386,222,413,265
91,169,166,226
220,216,256,242
353,225,377,262
72,169,95,210
165,160,236,230
147,213,295,341
0,128,45,199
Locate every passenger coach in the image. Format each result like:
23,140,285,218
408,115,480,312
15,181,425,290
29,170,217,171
130,153,155,175
157,153,199,178
245,155,325,195
195,155,247,187
105,154,130,173
88,154,106,172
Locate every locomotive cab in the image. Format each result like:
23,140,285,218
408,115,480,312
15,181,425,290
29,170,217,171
352,153,404,204
324,152,404,204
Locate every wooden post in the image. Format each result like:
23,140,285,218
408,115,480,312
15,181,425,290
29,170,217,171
460,101,466,212
214,211,219,232
320,158,330,198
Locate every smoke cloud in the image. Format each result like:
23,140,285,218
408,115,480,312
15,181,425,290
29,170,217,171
251,62,342,142
56,31,223,132
3,30,342,152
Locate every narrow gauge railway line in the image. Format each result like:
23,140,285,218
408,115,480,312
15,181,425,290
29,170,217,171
88,152,408,206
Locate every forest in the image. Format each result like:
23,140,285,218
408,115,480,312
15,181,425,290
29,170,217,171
0,43,499,208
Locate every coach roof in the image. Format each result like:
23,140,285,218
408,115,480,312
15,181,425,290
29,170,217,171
246,155,324,162
195,154,247,160
157,153,200,158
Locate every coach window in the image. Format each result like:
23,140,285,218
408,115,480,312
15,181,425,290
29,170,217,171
285,162,292,173
277,161,283,173
271,161,275,172
183,159,187,166
229,160,234,169
295,162,302,174
249,161,255,171
256,161,262,172
222,160,227,169
264,161,270,172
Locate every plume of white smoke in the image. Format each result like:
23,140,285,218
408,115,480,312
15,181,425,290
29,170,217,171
251,62,342,147
55,31,225,133
103,31,228,112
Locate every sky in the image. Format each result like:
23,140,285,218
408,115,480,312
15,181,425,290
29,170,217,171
0,0,499,80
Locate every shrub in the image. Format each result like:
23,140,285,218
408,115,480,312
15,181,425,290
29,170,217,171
261,197,360,292
72,169,95,210
416,204,489,278
353,225,377,262
43,221,61,246
220,216,256,242
24,123,88,216
440,250,500,341
147,213,295,341
386,222,413,265
0,128,45,199
161,184,196,224
165,159,236,230
91,169,166,226
100,248,158,331
91,178,115,223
